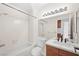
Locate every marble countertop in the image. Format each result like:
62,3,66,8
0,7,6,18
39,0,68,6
46,39,79,55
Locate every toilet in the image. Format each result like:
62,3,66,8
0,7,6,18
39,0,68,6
31,37,47,56
31,47,42,56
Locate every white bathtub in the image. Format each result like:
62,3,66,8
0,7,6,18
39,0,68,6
10,43,35,56
0,42,35,56
0,37,47,56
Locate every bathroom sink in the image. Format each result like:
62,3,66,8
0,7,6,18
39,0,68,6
54,40,74,48
46,39,75,52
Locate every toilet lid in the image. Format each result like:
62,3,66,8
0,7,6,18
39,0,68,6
35,37,47,48
31,47,42,56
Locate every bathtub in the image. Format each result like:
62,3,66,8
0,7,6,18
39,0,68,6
0,37,47,56
0,41,35,56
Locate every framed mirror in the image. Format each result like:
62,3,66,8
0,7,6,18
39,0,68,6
38,13,72,41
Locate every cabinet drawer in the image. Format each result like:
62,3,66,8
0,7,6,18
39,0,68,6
46,45,58,56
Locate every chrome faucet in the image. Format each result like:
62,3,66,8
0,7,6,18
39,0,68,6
74,47,79,53
64,38,69,43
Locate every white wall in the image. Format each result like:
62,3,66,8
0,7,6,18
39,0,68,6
8,3,38,44
0,4,30,55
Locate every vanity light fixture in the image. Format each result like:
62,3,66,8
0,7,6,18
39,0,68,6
42,6,68,17
50,11,55,14
55,9,59,13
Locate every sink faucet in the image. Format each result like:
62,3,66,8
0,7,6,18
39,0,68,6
64,38,69,43
74,47,79,53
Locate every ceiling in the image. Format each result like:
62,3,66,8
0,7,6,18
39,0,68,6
9,3,47,17
6,3,79,18
9,3,71,18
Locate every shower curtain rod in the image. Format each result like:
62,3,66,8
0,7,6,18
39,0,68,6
1,3,37,18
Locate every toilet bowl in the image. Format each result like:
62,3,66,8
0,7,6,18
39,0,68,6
31,37,47,56
31,47,42,56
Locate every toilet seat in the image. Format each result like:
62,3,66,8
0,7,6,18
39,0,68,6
31,37,47,56
31,47,42,56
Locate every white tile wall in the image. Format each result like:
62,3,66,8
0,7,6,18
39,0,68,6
0,4,29,55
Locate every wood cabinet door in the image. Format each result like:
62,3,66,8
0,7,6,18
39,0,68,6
58,49,78,56
46,45,58,56
46,45,78,56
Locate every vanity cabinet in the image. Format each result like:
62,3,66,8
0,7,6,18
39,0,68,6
46,44,58,56
46,45,78,56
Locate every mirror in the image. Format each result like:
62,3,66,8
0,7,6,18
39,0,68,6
38,17,56,39
56,13,72,42
76,11,79,43
38,13,72,41
60,14,70,41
